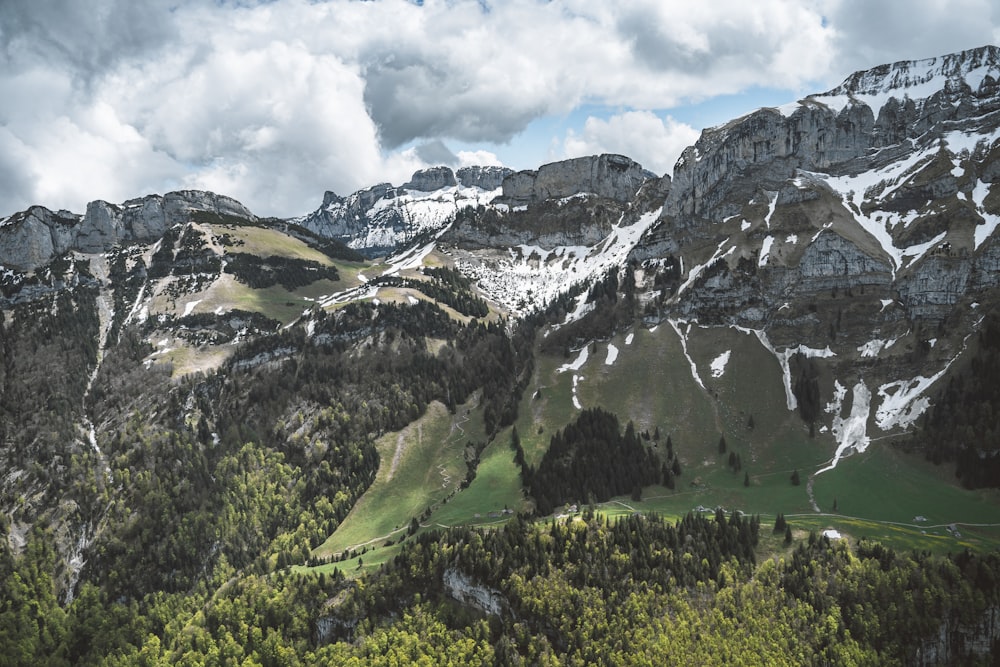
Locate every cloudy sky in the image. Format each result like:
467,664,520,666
1,0,997,218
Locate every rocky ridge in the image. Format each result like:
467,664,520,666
0,191,255,272
1,47,999,476
295,165,513,256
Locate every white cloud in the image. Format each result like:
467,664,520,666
0,0,995,218
562,112,700,176
457,150,504,168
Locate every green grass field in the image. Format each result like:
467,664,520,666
314,398,480,559
306,318,1000,577
206,224,339,265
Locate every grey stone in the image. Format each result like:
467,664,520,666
499,154,651,206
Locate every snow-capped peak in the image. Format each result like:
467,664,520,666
826,45,1000,100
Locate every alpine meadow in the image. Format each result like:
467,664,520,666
4,41,1000,664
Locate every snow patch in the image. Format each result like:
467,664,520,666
819,381,872,475
461,207,662,317
740,219,751,232
558,346,590,374
669,320,704,390
710,350,731,378
970,179,1000,249
605,344,619,366
764,191,778,228
182,299,202,317
825,380,847,415
752,329,835,411
857,339,886,358
571,374,584,410
875,370,948,431
758,236,774,267
625,332,635,346
677,239,735,296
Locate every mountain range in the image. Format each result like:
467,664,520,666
2,45,1000,664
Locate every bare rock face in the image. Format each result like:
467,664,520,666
403,166,457,192
0,207,79,271
297,167,510,257
636,45,1000,335
456,165,514,190
499,154,652,206
0,191,256,271
443,194,625,250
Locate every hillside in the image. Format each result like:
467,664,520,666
1,45,1000,664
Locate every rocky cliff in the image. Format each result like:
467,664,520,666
0,190,255,271
295,165,513,256
634,44,1000,335
498,153,653,207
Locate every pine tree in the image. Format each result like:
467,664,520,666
744,471,750,487
719,435,727,454
790,469,801,486
784,524,793,544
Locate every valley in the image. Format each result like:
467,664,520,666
2,44,1000,664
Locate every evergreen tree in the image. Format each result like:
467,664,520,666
744,471,750,487
790,469,801,486
784,524,793,544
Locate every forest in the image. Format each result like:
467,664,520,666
2,236,1000,664
3,506,1000,664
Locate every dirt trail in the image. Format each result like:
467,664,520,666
388,422,421,482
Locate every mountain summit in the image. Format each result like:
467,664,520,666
2,45,1000,664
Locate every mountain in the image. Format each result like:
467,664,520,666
1,45,1000,664
294,165,513,256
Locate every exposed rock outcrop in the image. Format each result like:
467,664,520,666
457,165,514,190
0,207,79,271
297,166,509,257
0,190,256,271
443,568,505,616
499,154,652,207
404,166,457,192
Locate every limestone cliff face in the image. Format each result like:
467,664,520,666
296,166,511,256
0,191,256,271
456,165,514,191
442,193,626,250
635,45,1000,337
498,154,652,207
0,207,79,270
403,166,457,192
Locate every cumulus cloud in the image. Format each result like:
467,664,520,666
562,112,700,176
0,0,995,217
457,150,504,168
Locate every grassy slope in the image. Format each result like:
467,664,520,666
314,399,476,559
555,323,1000,553
310,318,1000,574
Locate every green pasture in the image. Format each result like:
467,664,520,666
307,317,1000,573
314,398,478,559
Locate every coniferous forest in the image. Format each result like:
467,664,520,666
2,268,1000,664
1,173,1000,663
